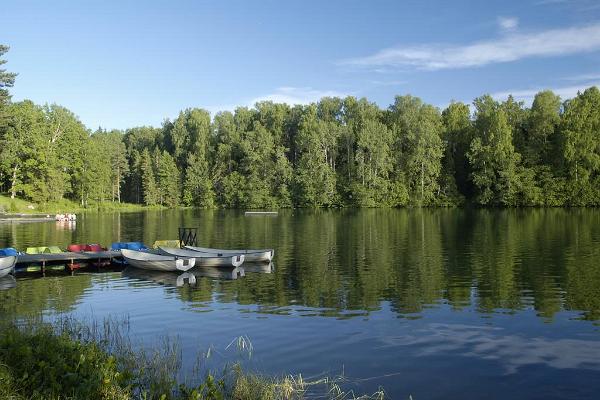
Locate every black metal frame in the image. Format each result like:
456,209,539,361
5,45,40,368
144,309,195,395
178,227,198,247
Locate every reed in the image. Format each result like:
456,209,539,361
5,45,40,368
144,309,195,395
0,316,388,400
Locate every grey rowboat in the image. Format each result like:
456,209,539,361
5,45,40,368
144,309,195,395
121,249,196,272
158,247,245,267
183,245,273,263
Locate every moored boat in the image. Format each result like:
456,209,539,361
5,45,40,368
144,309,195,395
25,246,67,271
157,247,245,267
183,245,273,263
111,242,148,251
0,255,17,278
121,249,196,272
67,244,110,268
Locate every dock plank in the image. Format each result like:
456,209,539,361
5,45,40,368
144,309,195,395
16,251,122,264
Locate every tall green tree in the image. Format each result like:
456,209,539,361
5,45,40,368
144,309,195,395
178,109,215,207
294,105,338,207
561,87,600,205
0,101,44,199
467,96,521,206
0,45,17,107
388,95,445,205
442,101,473,201
140,148,159,206
156,150,180,207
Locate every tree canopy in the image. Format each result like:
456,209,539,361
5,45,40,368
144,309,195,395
1,44,599,208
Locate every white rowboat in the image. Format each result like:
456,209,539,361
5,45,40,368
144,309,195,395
183,245,273,263
0,256,16,278
158,247,245,267
121,249,196,272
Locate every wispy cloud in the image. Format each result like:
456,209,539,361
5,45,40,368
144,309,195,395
535,0,600,10
249,87,348,105
491,82,599,103
563,73,600,82
380,322,600,375
535,0,570,4
368,79,407,87
205,87,349,115
498,16,519,32
341,23,600,70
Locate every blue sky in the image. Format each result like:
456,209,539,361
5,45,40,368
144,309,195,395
2,0,600,130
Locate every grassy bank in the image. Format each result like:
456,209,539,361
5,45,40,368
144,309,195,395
0,318,385,400
0,194,152,214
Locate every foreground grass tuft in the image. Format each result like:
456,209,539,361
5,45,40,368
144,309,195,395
0,318,387,399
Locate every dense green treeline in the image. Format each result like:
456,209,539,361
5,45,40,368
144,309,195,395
1,46,600,208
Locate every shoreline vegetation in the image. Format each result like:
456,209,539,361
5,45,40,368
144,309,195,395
0,194,153,215
1,47,600,210
0,317,385,400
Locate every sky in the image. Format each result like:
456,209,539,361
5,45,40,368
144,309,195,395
2,0,600,130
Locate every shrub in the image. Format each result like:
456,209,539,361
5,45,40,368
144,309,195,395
0,323,130,399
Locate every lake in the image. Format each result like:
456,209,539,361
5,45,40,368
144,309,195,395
1,209,599,399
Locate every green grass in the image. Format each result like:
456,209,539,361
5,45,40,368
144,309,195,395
0,194,152,214
0,317,387,400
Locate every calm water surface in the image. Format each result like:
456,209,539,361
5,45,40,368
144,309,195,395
1,209,599,399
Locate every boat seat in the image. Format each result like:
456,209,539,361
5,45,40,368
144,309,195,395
85,244,104,252
152,240,180,249
26,247,43,254
0,248,19,256
44,246,62,254
126,242,147,250
67,244,86,252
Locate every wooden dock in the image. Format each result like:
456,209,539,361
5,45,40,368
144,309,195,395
0,217,55,223
16,251,121,265
16,251,122,273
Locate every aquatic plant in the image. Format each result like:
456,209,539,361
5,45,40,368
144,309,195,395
0,317,388,399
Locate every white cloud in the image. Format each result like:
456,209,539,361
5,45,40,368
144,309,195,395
379,322,600,374
368,79,408,86
249,87,348,105
535,0,600,10
498,16,519,32
491,82,600,103
535,0,570,4
563,73,600,82
204,87,349,116
341,23,600,70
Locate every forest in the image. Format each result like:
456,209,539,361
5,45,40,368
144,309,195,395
1,45,599,208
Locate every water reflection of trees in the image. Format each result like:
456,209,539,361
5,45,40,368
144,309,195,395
1,209,599,321
0,274,92,317
219,209,600,321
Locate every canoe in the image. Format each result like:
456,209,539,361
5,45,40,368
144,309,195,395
67,244,109,268
183,245,273,263
24,246,66,271
121,249,196,272
0,256,16,278
157,247,244,268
